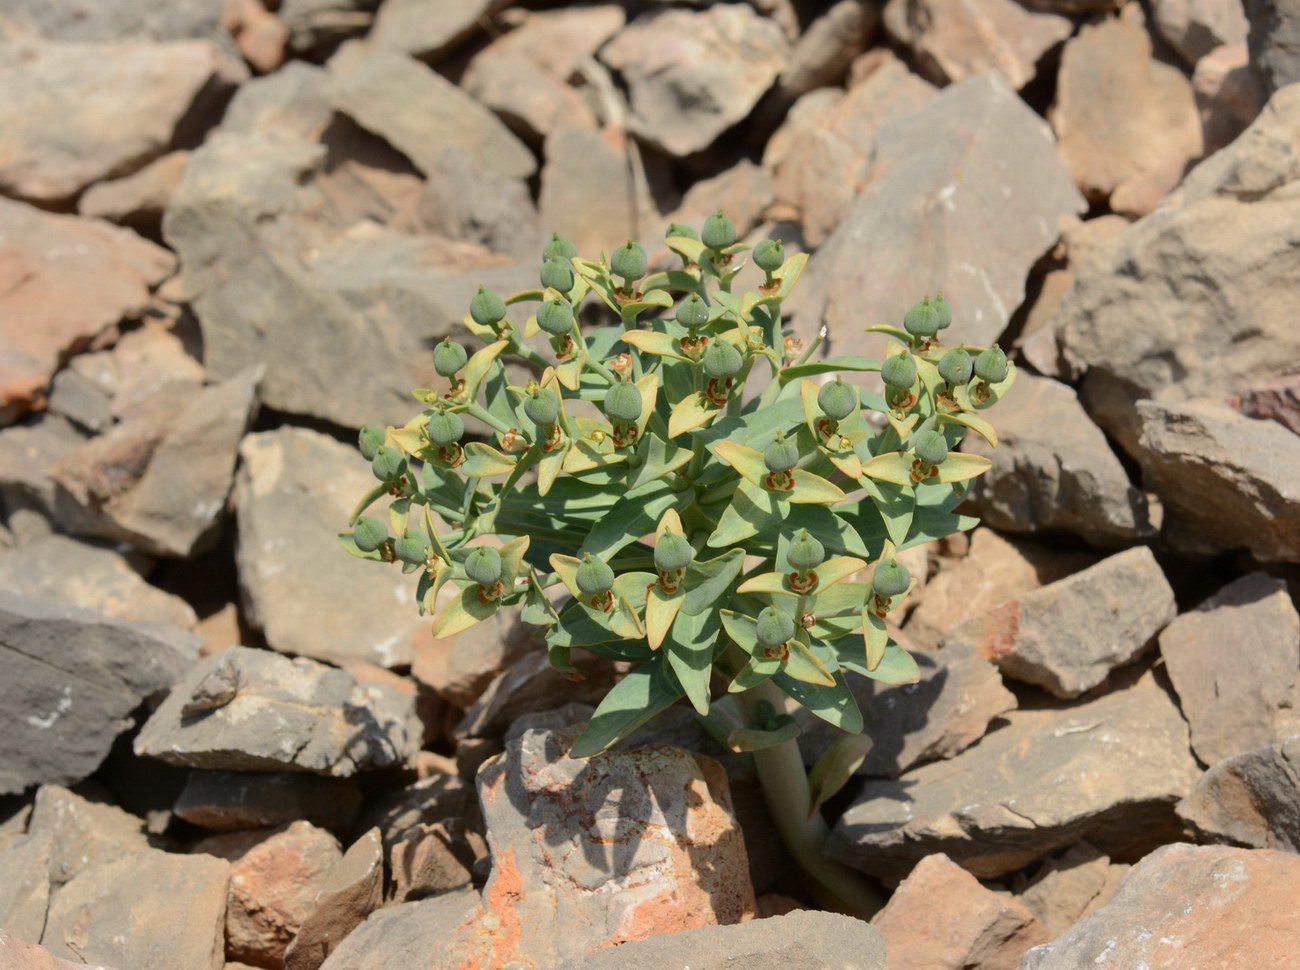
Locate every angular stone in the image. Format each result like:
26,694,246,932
663,159,775,246
0,198,175,425
234,428,429,667
961,372,1154,544
278,0,377,55
794,72,1083,355
46,369,114,434
1056,84,1300,447
413,147,543,262
775,0,879,102
282,828,383,970
412,604,534,710
600,4,790,157
1245,0,1300,94
28,784,151,887
327,41,534,180
0,830,52,944
134,646,420,776
42,849,229,970
78,151,190,235
1160,573,1300,764
0,592,198,795
0,0,227,43
943,546,1176,698
871,853,1049,970
1135,400,1300,562
219,62,333,141
1225,373,1300,436
1155,0,1250,63
1194,43,1265,154
1019,843,1300,968
1179,736,1300,849
827,685,1201,879
1014,842,1131,936
101,317,207,419
175,770,362,833
0,931,119,970
883,0,1071,89
0,39,241,204
369,0,505,60
1051,9,1203,216
315,889,481,970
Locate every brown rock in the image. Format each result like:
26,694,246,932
227,0,288,74
1194,43,1265,153
79,151,190,236
1019,843,1300,968
104,316,207,419
282,828,383,970
361,772,479,902
1051,9,1203,216
28,784,150,887
0,931,119,970
1245,0,1300,94
175,771,362,833
1014,842,1131,936
1226,372,1300,434
0,830,52,944
411,147,543,261
368,0,507,61
1178,736,1300,849
872,853,1050,970
313,889,482,970
1154,0,1249,64
776,0,879,101
219,62,333,141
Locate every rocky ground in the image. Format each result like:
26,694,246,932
1,0,1299,968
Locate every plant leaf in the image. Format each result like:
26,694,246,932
664,608,720,716
431,584,499,638
460,442,516,478
727,719,801,751
785,637,836,686
807,733,873,818
682,548,745,615
669,393,721,437
861,451,914,487
775,669,863,733
646,583,684,650
568,654,683,757
934,452,992,483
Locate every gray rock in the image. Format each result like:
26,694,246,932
1160,573,1300,765
1154,0,1249,64
315,888,480,970
28,784,151,887
327,41,534,180
1135,399,1300,562
369,0,507,60
1194,42,1265,155
134,646,420,776
942,546,1176,699
1179,736,1300,849
42,849,229,970
1018,843,1300,969
220,62,334,140
0,591,198,795
556,910,888,970
234,428,428,667
600,4,790,157
0,931,121,970
826,685,1201,879
415,148,543,262
282,828,383,970
1245,0,1300,94
1056,83,1300,452
279,0,379,55
174,770,362,833
0,0,227,43
46,368,114,433
0,829,52,944
1014,842,1130,936
0,415,88,523
78,150,190,235
361,773,478,903
793,72,1083,357
962,372,1155,545
776,0,878,101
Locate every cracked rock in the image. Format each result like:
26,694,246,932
1179,736,1300,850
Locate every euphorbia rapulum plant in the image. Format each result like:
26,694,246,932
340,211,1016,914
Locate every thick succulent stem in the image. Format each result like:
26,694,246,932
737,678,886,918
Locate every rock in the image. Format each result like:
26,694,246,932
1018,843,1300,968
599,4,790,157
278,0,378,55
1155,0,1250,63
871,853,1049,970
1227,372,1300,433
555,910,888,970
1056,84,1300,447
461,4,626,141
100,316,207,419
0,198,175,425
0,415,88,526
826,684,1201,879
1135,400,1300,561
78,151,190,236
314,888,481,970
49,369,259,558
46,368,114,433
1160,573,1300,764
942,546,1176,698
882,0,1071,90
436,726,755,967
0,591,198,795
225,0,288,74
0,39,241,204
1179,736,1300,849
0,830,52,943
794,71,1083,356
799,641,1017,778
961,373,1155,544
413,605,534,709
196,821,342,968
220,62,333,141
0,0,227,43
0,932,119,970
775,0,879,101
327,41,534,180
1244,0,1300,93
282,828,384,970
663,160,775,247
414,148,543,262
42,849,229,970
28,784,151,887
234,428,429,667
1050,9,1203,216
0,535,197,629
1014,842,1131,936
1195,43,1265,153
363,773,480,902
368,0,506,60
135,646,420,776
175,770,362,833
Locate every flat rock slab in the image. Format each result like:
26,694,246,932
282,828,383,970
0,830,52,944
943,546,1175,698
1019,843,1300,968
175,770,362,832
28,784,151,887
1179,736,1300,850
1014,842,1130,936
316,888,480,970
368,0,507,60
134,646,420,776
826,685,1200,879
0,591,199,795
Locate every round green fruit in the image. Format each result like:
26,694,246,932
974,345,1008,383
787,530,825,571
755,606,796,649
912,429,949,466
433,338,467,378
611,241,648,281
872,559,911,597
654,532,694,572
753,239,784,273
395,531,431,565
576,554,615,595
427,411,464,446
536,298,574,337
371,445,406,481
465,546,503,586
764,433,800,473
604,382,643,423
817,377,857,421
542,232,578,262
903,298,940,338
702,339,742,379
675,293,709,329
881,352,917,390
352,516,388,553
469,286,506,327
358,426,384,461
702,210,737,249
540,256,574,293
523,391,559,427
938,348,973,386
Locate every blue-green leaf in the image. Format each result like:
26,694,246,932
568,654,684,757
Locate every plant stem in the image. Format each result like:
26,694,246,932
737,678,886,918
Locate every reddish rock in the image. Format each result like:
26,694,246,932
1014,842,1131,935
282,828,383,970
1226,372,1300,434
412,605,534,709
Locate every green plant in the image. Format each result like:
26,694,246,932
341,217,1015,913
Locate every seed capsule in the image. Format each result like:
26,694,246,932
872,559,911,597
881,352,917,390
912,429,949,466
903,297,940,338
932,293,952,330
352,516,388,553
763,432,800,473
675,293,709,328
576,553,615,595
938,348,973,386
542,232,578,262
701,210,737,249
665,222,699,241
611,240,648,282
464,546,503,586
536,298,574,337
540,256,574,293
395,530,431,565
358,426,384,461
469,285,506,327
702,339,743,379
974,345,1008,383
523,390,559,427
755,606,796,649
787,529,825,572
433,338,467,378
371,446,406,482
654,532,694,572
817,377,857,421
427,411,464,446
753,239,784,273
604,382,643,423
